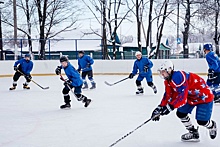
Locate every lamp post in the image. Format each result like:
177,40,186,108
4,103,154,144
0,1,4,60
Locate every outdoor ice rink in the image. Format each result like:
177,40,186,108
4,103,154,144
0,75,219,147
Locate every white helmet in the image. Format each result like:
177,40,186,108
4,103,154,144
158,60,174,79
135,51,142,56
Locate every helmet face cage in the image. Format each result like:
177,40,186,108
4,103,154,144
158,61,174,80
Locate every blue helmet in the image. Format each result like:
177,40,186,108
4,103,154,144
25,54,31,58
204,44,213,51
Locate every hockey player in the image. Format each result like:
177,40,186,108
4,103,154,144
77,51,96,90
151,60,217,142
9,54,33,90
55,56,91,109
128,51,157,95
204,43,220,103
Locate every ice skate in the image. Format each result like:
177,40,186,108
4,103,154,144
9,84,17,90
82,84,88,90
208,121,217,139
90,83,96,90
83,98,92,107
136,87,144,95
152,85,157,94
60,103,71,109
23,83,30,89
214,95,220,103
181,127,200,142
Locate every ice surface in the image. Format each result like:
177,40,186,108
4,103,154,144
0,75,219,147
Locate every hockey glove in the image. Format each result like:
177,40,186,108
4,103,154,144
14,66,18,71
151,105,162,121
128,73,134,79
160,104,174,116
208,69,216,81
77,69,81,73
144,65,149,72
55,66,61,75
64,80,72,86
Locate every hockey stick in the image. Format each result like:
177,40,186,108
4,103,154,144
17,70,49,90
109,115,160,147
59,74,76,96
104,77,130,86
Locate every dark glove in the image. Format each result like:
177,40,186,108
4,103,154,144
151,105,162,121
64,80,72,86
55,66,61,75
208,69,216,81
128,73,134,79
160,104,174,116
14,66,18,71
25,74,32,80
77,69,81,73
144,65,149,72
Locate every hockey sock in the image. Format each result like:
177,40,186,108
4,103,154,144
204,120,214,129
13,81,17,86
180,116,194,130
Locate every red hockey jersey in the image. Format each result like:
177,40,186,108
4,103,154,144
160,71,214,108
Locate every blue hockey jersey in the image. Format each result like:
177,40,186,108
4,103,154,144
132,57,153,75
14,58,33,75
206,51,220,72
78,55,94,72
61,62,83,87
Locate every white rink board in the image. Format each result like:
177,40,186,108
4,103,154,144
0,59,208,76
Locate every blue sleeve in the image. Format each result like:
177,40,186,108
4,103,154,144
132,61,138,75
77,59,81,70
14,59,22,67
206,53,219,71
87,56,94,65
26,61,33,74
170,71,188,107
146,58,153,68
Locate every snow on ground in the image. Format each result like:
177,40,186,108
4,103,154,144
0,75,219,147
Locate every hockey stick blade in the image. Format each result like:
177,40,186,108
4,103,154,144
42,86,49,90
104,81,114,86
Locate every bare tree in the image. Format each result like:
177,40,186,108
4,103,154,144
199,0,220,55
146,0,154,50
180,0,205,58
35,0,80,60
2,0,35,55
126,0,144,51
107,0,132,59
82,0,109,59
154,0,173,59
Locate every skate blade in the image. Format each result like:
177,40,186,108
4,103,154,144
60,107,71,110
136,93,144,96
181,138,200,142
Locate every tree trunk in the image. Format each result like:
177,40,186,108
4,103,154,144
155,0,169,59
37,0,48,60
136,0,142,51
146,0,153,49
214,9,219,56
182,0,190,58
25,0,32,55
102,0,108,60
112,12,117,60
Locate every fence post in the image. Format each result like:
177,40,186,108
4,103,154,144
75,39,78,59
48,39,51,60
